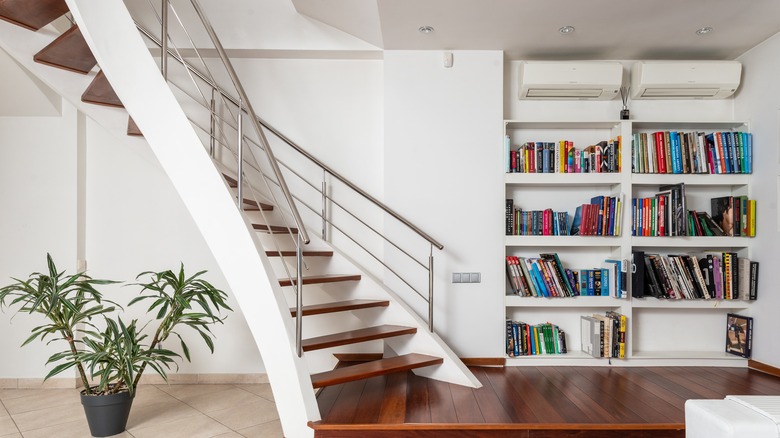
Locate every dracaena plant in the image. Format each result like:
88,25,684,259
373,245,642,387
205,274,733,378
0,254,232,396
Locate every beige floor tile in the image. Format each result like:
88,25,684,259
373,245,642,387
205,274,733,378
182,387,264,414
238,419,283,438
236,384,275,402
19,417,132,438
0,434,21,438
212,433,243,438
207,398,278,431
129,413,231,438
0,402,8,418
0,416,19,436
126,398,201,431
132,385,177,405
2,389,78,415
10,401,83,432
156,384,235,401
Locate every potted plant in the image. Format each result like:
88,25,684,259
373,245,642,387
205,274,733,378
0,254,232,437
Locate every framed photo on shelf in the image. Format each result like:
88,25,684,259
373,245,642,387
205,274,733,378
725,313,753,358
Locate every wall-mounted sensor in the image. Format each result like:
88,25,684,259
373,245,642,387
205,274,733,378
443,52,453,68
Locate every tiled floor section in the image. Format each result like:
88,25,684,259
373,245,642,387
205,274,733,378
0,384,283,438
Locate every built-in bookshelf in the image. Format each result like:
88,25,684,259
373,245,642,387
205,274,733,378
503,119,754,366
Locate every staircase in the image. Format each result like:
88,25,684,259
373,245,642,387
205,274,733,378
0,1,479,436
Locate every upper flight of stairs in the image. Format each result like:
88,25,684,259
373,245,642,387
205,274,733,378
0,0,464,395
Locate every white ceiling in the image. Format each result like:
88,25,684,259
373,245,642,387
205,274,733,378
291,0,780,60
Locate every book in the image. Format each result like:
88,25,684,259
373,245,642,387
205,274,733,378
725,313,753,358
711,196,734,236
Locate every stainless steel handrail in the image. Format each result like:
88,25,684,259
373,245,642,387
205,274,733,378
188,0,310,245
135,22,442,251
137,4,440,331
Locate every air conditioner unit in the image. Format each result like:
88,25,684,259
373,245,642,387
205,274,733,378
631,61,742,99
518,61,622,100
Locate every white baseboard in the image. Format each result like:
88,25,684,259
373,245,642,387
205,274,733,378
0,373,268,389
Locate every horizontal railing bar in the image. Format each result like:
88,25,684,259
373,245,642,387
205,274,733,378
135,22,442,251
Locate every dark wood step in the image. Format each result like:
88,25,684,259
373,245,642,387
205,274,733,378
290,299,389,317
252,223,298,234
81,70,123,108
33,25,96,74
301,324,416,353
223,173,238,188
278,274,360,287
242,198,273,211
266,250,333,258
0,0,69,31
127,116,142,136
310,353,442,388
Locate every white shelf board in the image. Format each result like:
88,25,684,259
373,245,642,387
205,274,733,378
631,120,749,131
505,173,622,186
632,298,753,309
631,350,747,361
631,236,750,248
505,120,620,130
506,295,627,308
505,350,612,366
631,173,750,186
506,235,623,247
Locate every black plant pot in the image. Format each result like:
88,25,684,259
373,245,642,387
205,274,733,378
80,390,134,437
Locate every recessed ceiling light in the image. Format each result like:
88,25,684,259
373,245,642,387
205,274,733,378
696,26,713,35
418,26,434,34
559,25,575,35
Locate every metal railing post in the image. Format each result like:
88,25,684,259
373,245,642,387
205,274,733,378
321,170,327,240
428,245,434,332
237,101,243,210
161,0,168,79
296,234,304,357
209,88,216,157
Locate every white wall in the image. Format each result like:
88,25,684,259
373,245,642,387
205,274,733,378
383,51,505,358
0,103,78,378
84,118,263,374
735,31,780,368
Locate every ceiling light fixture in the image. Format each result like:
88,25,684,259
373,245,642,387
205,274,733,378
696,26,713,35
418,26,435,34
559,25,575,35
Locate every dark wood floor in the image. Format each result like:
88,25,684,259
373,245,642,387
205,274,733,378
310,366,780,437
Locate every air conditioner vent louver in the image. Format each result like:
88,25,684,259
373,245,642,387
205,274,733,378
518,62,623,101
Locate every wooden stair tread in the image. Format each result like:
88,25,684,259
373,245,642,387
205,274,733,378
278,274,360,287
310,353,442,388
127,116,142,136
252,223,298,234
242,198,273,211
0,0,69,31
81,70,123,108
266,250,333,258
301,324,416,352
290,299,389,317
33,25,96,74
223,173,238,188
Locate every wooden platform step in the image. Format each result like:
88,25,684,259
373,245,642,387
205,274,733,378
266,250,333,258
310,353,442,388
252,223,298,234
33,25,96,74
290,299,389,317
81,70,123,108
0,0,69,31
301,325,416,353
242,198,273,211
278,274,360,287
